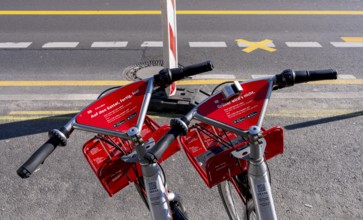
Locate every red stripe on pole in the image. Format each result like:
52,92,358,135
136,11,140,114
171,0,175,9
170,80,176,93
169,24,176,59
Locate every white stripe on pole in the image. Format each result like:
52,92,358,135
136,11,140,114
162,0,178,96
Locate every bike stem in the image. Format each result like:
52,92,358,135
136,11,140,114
248,126,277,220
127,126,172,220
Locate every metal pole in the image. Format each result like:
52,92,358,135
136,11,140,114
161,0,178,96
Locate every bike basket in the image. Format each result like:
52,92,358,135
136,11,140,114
77,82,180,196
180,123,284,188
83,117,180,197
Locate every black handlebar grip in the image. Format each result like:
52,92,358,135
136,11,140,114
17,138,60,178
150,129,179,160
294,69,337,84
170,60,214,82
149,118,189,160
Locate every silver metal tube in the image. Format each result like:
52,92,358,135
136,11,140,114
137,78,154,131
73,123,129,139
142,163,172,220
194,113,249,138
257,79,274,127
248,161,277,220
248,126,277,219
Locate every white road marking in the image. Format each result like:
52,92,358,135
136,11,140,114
338,75,357,79
91,41,128,48
189,42,227,48
237,42,275,47
141,41,163,47
0,42,32,48
4,40,363,49
285,42,322,47
251,74,356,79
42,42,79,48
331,42,363,47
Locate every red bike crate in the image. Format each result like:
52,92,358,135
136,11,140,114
180,123,284,188
83,116,180,197
76,81,181,196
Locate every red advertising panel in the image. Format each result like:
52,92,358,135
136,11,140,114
76,81,147,132
197,80,270,131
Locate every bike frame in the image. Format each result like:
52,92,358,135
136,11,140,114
181,76,279,219
62,77,175,220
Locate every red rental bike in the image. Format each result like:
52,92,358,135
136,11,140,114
17,61,337,219
177,68,337,219
17,61,214,220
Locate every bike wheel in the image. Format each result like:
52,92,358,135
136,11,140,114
170,200,189,220
134,179,188,220
218,174,256,220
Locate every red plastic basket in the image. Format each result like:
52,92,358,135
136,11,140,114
180,123,284,188
76,81,181,196
83,116,180,196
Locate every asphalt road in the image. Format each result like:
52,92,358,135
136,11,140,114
0,1,362,219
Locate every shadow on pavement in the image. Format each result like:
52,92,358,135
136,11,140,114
3,110,362,139
0,114,76,140
284,110,363,130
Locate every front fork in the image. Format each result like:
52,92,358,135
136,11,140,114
142,163,173,220
248,126,277,220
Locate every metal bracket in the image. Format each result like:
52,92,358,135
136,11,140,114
231,138,267,160
121,138,156,163
221,81,243,101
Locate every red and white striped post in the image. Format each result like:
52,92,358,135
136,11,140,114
161,0,178,96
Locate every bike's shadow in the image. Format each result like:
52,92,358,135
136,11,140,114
0,114,75,140
1,110,362,140
285,110,363,130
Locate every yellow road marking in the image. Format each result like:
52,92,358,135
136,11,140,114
9,110,79,115
0,10,363,15
236,39,276,53
176,79,239,85
341,37,363,42
0,79,362,86
307,79,363,85
0,80,130,86
268,109,359,118
0,116,72,121
0,10,161,15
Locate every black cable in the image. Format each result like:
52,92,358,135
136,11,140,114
158,162,167,187
194,123,233,148
211,81,235,95
95,135,126,155
97,86,122,99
